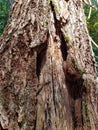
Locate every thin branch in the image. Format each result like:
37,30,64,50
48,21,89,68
90,36,98,49
84,0,96,19
88,0,92,19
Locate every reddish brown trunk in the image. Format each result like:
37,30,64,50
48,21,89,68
0,0,98,130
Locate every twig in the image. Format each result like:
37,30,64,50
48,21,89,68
88,0,92,19
83,0,97,19
90,36,98,49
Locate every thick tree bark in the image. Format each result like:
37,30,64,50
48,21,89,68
0,0,98,130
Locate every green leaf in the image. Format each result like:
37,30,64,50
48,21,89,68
94,22,98,27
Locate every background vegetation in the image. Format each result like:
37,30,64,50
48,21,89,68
0,0,9,35
85,2,98,44
84,0,98,69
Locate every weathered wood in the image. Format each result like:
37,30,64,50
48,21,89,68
0,0,98,130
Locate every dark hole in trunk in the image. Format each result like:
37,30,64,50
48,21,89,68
36,43,47,79
50,0,68,61
60,34,68,61
66,79,84,130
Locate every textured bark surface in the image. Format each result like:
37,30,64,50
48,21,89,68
0,0,98,130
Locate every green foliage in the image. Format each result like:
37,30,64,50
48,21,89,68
84,1,98,71
85,5,98,43
0,0,9,35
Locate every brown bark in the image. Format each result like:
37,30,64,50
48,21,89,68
0,0,98,130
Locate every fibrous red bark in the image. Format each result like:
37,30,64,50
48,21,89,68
0,0,98,130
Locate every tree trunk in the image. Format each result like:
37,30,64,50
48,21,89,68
0,0,98,130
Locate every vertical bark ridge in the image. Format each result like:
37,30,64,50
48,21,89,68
0,0,50,129
36,2,73,130
49,0,98,129
0,42,38,129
